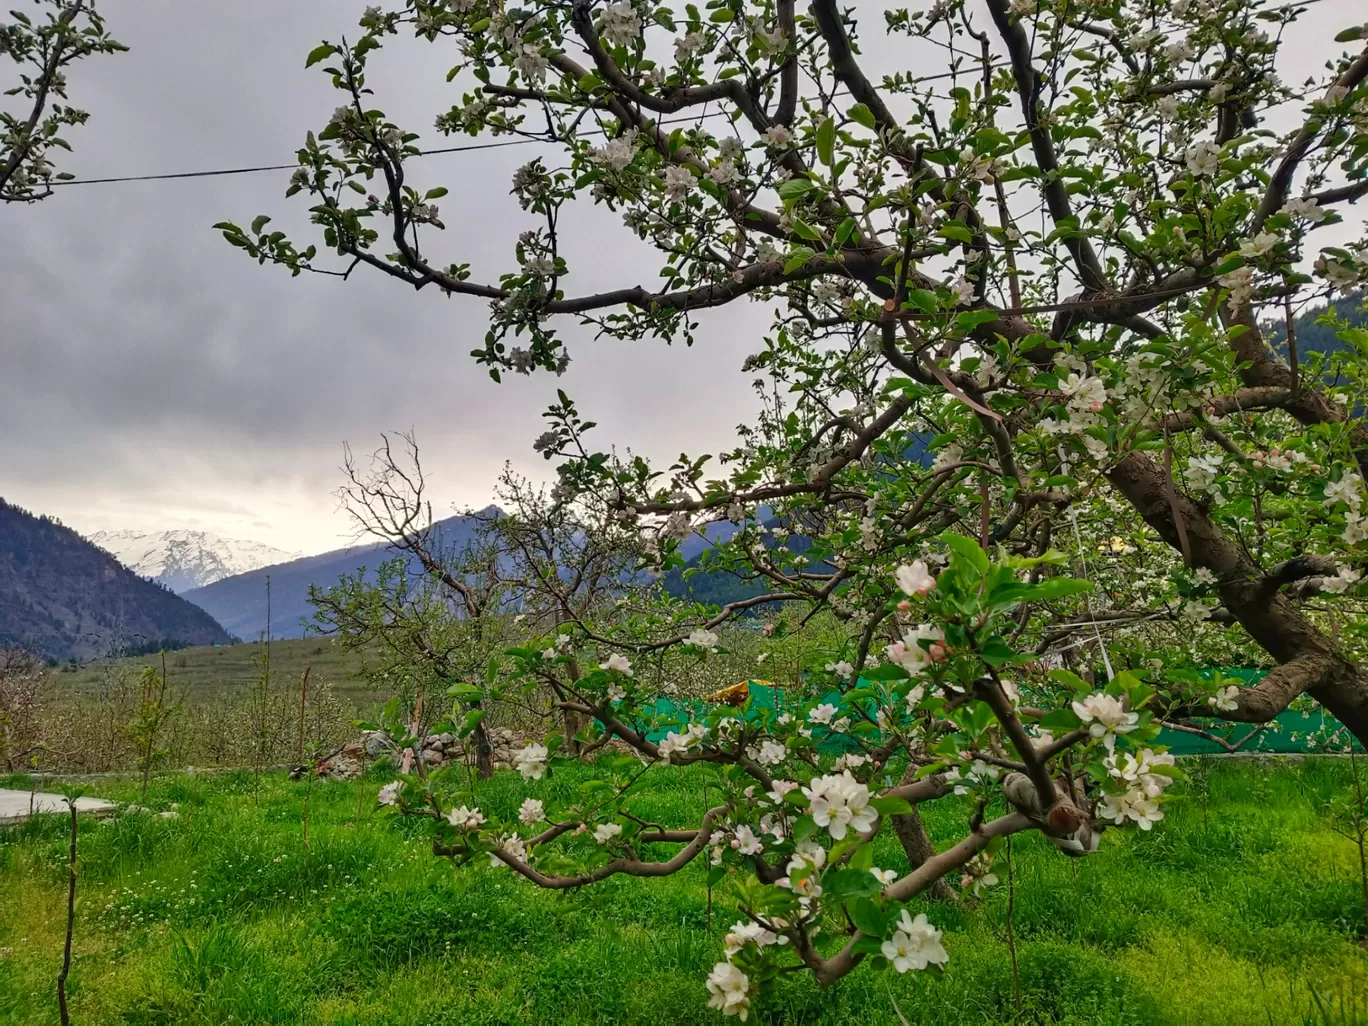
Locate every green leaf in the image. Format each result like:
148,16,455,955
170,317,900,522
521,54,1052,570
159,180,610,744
791,219,823,241
1026,577,1094,601
905,288,938,315
446,681,484,700
1334,25,1366,42
817,117,836,167
834,217,858,246
777,178,815,202
850,897,887,936
847,103,877,131
942,533,990,574
869,796,913,816
250,214,271,235
305,43,335,69
979,637,1018,667
824,868,882,899
1039,708,1082,730
783,246,816,274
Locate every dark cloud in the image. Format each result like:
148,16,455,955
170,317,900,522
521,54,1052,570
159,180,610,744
2,0,1357,551
0,0,761,551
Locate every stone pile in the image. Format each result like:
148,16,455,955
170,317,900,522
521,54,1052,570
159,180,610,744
300,726,535,781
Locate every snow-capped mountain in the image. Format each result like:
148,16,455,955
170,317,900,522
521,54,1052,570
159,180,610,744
89,529,302,594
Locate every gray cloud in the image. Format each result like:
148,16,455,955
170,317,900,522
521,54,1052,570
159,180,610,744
1,0,1359,552
0,0,762,551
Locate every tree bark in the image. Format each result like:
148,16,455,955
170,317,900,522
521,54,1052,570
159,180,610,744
1107,451,1368,745
891,766,955,900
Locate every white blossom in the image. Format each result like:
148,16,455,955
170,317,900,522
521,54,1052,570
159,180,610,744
880,910,949,972
519,798,546,825
750,739,787,766
488,833,527,867
731,824,765,855
801,770,877,840
594,822,623,844
1072,692,1139,748
600,0,641,48
895,560,936,597
514,743,549,780
705,962,753,1020
1321,565,1362,595
1239,231,1279,258
1208,685,1240,712
513,44,549,84
687,628,720,650
1280,196,1326,223
378,781,403,806
446,805,486,830
1185,140,1222,177
599,652,634,676
664,164,695,201
808,703,839,725
763,124,793,147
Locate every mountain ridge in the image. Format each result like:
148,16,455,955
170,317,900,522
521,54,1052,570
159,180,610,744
89,528,300,593
0,499,233,660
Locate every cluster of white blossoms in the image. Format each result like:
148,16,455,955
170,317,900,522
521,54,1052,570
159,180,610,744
885,623,947,675
824,659,855,680
881,910,950,973
1325,472,1368,544
587,133,636,171
663,164,695,202
1044,370,1110,457
687,628,720,651
801,771,877,841
1183,452,1224,495
518,798,545,825
1184,139,1222,177
377,780,403,806
513,743,549,780
705,961,754,1020
1321,564,1363,595
1072,692,1140,750
488,833,527,867
599,652,633,675
1097,748,1176,830
746,738,787,766
598,0,641,47
446,804,487,830
657,722,709,763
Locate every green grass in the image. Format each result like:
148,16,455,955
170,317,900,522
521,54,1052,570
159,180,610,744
52,637,370,702
1,759,1367,1025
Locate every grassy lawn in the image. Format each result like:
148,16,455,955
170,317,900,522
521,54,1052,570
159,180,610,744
2,759,1367,1025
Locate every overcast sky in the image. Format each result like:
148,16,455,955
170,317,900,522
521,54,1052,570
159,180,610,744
1,0,1359,555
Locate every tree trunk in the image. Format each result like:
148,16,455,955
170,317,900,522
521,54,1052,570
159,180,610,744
473,716,494,779
1108,451,1368,746
891,766,955,900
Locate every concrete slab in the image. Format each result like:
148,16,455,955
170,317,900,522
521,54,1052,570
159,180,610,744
0,789,119,826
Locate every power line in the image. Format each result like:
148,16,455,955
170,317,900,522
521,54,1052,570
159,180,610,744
48,137,539,186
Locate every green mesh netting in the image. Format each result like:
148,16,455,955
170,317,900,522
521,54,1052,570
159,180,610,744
636,672,1355,755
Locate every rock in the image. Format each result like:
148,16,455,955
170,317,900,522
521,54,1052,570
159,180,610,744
363,732,390,758
420,748,444,765
318,752,365,781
